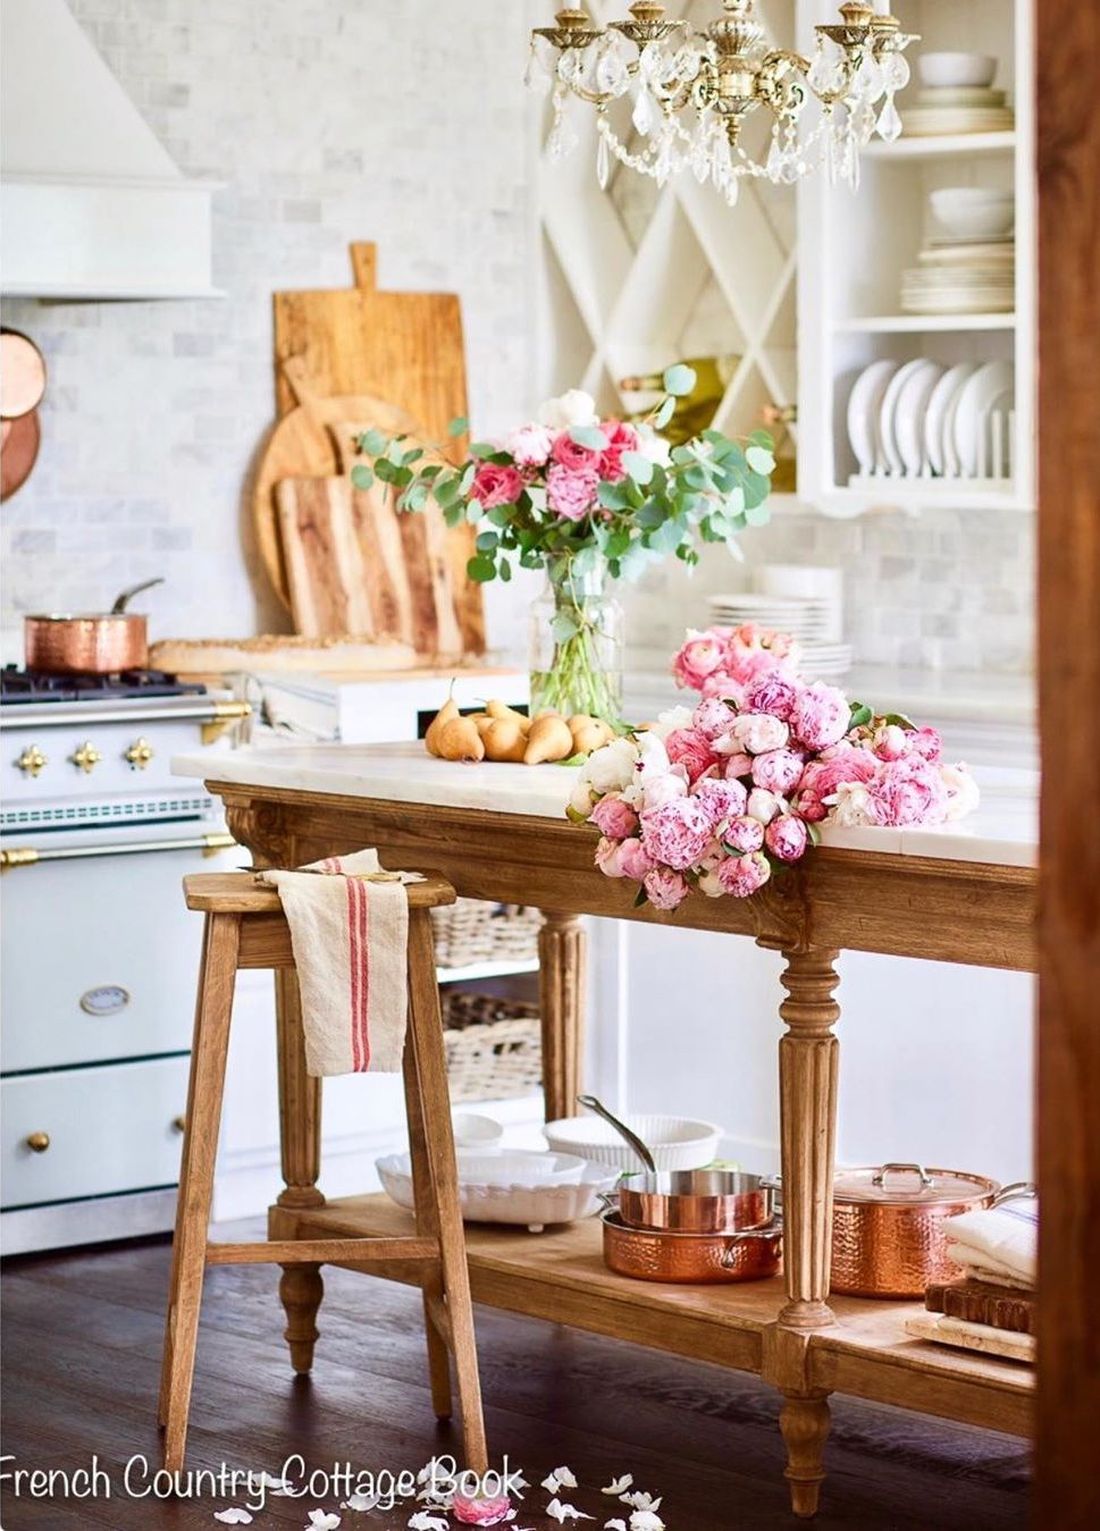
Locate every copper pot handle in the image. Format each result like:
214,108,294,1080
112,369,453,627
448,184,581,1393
992,1181,1038,1207
111,577,164,615
871,1162,933,1189
718,1222,784,1267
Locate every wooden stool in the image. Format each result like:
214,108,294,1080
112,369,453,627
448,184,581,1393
158,870,486,1474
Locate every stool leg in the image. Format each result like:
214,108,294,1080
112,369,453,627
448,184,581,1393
402,1019,453,1422
406,909,487,1474
274,967,325,1371
160,912,240,1473
279,1262,324,1374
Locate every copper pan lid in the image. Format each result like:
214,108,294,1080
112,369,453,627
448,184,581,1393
833,1162,999,1206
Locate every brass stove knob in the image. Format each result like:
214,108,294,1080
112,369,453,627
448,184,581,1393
124,737,154,770
25,1132,51,1153
69,741,102,774
15,745,48,778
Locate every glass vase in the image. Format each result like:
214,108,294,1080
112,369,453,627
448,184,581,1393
529,561,624,725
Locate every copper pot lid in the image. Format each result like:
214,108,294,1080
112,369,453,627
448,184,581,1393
833,1162,998,1206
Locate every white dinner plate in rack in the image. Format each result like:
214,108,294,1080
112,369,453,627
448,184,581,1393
892,360,946,476
981,384,1015,479
847,359,900,476
952,361,1014,477
878,359,929,477
924,363,977,477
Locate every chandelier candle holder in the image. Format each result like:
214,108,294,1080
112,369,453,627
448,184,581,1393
528,0,918,201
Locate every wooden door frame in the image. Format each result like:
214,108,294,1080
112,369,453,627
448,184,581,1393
1036,1,1100,1524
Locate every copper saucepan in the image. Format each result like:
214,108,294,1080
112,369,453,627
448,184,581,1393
24,578,164,674
830,1161,1001,1299
615,1169,779,1234
602,1211,782,1284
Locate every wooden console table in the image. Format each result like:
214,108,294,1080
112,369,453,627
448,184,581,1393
176,742,1037,1518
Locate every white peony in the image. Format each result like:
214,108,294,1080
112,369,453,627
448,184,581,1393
941,761,981,821
583,735,641,794
697,868,724,898
635,729,671,779
649,705,694,742
746,787,783,825
538,389,599,430
829,781,878,827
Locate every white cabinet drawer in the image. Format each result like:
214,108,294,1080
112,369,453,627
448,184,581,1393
1,836,235,1072
1,1056,190,1209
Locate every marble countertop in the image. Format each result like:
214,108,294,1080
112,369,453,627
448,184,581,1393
175,740,1037,869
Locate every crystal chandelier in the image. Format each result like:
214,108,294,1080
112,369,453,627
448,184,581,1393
527,0,918,202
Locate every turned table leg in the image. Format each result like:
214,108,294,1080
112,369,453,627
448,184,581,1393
780,1392,832,1518
273,967,325,1371
537,911,586,1121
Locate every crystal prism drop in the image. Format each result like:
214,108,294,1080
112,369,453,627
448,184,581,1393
632,86,657,137
524,41,553,96
596,129,611,188
595,44,629,97
877,94,902,142
766,133,785,182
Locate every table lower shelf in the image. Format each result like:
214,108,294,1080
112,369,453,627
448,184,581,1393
272,1194,1034,1440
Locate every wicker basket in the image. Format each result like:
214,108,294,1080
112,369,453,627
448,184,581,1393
442,990,543,1103
431,899,541,970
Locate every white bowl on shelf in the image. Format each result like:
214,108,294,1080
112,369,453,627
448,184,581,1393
376,1152,619,1229
542,1113,723,1172
451,1111,504,1152
930,188,1015,242
918,51,997,89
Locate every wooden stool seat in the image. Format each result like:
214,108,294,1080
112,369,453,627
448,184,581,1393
158,869,485,1476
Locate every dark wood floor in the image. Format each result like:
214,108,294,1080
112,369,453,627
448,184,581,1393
1,1234,1029,1529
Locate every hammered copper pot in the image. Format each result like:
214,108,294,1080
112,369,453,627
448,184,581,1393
601,1211,782,1284
830,1162,999,1299
24,578,164,675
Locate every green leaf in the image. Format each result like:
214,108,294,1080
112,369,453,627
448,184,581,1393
434,475,461,507
597,480,632,511
634,498,665,530
745,501,771,526
359,428,388,456
350,464,375,492
650,518,685,553
551,610,580,643
884,711,916,729
653,396,675,429
606,528,631,559
401,446,424,467
467,553,497,583
443,504,465,527
498,558,512,582
746,445,776,475
404,483,429,512
448,416,469,437
633,885,649,908
374,457,395,484
622,450,654,485
475,530,499,552
749,427,775,450
569,425,608,450
848,703,873,729
663,363,697,397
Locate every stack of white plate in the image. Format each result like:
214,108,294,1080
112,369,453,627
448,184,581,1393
706,592,852,678
902,188,1015,315
903,52,1014,136
846,357,1015,482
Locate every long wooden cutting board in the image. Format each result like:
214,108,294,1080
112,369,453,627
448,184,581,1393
272,244,484,654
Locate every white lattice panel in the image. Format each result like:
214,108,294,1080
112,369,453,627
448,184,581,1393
534,0,799,476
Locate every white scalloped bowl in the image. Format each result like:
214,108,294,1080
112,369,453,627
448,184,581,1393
376,1153,619,1229
542,1113,723,1172
449,1150,586,1186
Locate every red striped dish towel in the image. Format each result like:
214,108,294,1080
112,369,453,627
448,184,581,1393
260,850,416,1076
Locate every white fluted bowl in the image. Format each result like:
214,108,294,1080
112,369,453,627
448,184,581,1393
542,1113,723,1173
376,1152,619,1230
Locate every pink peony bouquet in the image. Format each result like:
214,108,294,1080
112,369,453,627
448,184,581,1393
567,623,980,911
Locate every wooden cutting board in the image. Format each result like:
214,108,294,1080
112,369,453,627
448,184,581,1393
925,1279,1036,1335
271,243,484,654
277,474,464,658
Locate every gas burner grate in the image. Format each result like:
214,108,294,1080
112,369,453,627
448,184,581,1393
0,666,206,704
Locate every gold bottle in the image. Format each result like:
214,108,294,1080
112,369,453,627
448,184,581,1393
619,354,740,445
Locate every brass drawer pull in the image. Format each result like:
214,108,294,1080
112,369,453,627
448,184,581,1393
25,1132,51,1153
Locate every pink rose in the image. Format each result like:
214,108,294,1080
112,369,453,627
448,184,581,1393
599,419,639,482
766,813,809,863
716,850,772,898
589,795,639,839
546,462,599,521
910,725,943,762
594,835,627,876
872,723,910,761
551,432,601,472
722,751,754,781
453,1491,514,1526
791,682,850,751
724,814,765,853
699,671,746,705
618,836,657,879
471,461,524,510
751,747,804,794
730,712,790,755
672,631,728,692
744,670,802,722
644,866,690,911
746,787,783,825
691,774,748,828
665,727,719,784
868,756,948,827
505,422,554,467
639,796,714,871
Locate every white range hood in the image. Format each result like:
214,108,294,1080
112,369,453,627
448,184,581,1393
0,0,220,300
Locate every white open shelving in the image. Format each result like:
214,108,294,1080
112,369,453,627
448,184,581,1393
796,0,1035,516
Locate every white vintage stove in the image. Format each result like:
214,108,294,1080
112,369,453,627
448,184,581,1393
0,668,249,1254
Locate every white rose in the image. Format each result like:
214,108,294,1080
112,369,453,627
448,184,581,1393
537,389,599,431
650,704,695,742
584,735,640,794
940,761,981,821
746,787,782,825
634,424,672,468
829,781,878,827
